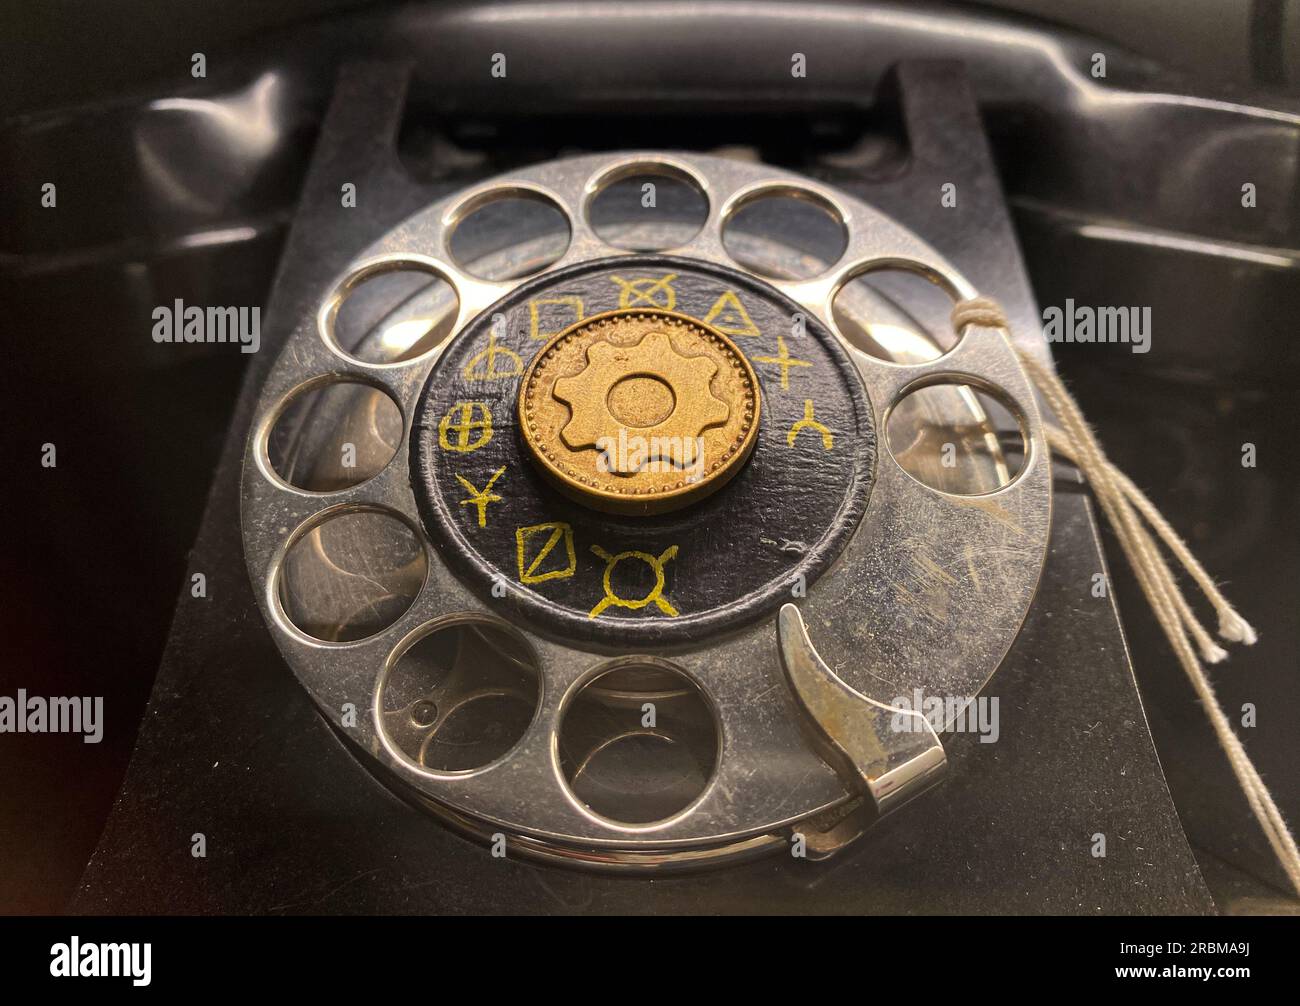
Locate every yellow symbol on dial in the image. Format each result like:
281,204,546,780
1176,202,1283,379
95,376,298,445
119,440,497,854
529,296,584,340
516,521,577,584
588,544,679,619
754,335,811,390
463,332,523,382
455,466,506,528
611,273,677,310
702,289,761,338
787,399,834,451
438,401,494,453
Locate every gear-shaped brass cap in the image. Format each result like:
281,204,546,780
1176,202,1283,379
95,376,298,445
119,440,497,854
519,309,761,515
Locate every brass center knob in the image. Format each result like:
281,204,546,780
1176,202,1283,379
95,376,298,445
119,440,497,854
518,309,761,515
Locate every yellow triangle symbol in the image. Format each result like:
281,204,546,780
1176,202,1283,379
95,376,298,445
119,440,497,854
703,290,761,338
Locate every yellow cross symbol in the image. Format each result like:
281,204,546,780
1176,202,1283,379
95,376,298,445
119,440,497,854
611,273,677,310
455,466,506,527
588,544,679,618
438,401,494,453
787,400,834,450
753,336,812,390
463,332,523,382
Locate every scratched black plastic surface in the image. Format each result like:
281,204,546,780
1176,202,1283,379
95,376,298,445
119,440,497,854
411,256,874,647
72,62,1212,914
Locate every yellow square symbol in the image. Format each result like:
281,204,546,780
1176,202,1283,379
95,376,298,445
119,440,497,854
515,522,577,583
529,296,584,340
